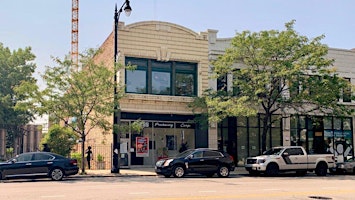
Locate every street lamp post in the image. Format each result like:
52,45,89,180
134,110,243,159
111,0,132,174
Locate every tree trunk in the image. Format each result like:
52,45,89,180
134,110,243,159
81,134,86,174
261,113,270,153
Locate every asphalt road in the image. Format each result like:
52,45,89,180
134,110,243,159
1,174,354,200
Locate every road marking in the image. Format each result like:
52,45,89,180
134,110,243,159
40,195,65,198
129,192,150,195
139,189,355,200
263,188,281,191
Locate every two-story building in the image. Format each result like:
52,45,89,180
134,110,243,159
86,21,354,169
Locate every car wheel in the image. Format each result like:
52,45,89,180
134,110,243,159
217,166,230,178
172,165,185,178
315,163,327,176
50,168,64,181
265,163,279,176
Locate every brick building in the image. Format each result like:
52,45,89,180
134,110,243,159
0,124,43,160
86,21,355,168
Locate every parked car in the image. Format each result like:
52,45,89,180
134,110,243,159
330,157,355,175
0,151,79,181
155,148,235,178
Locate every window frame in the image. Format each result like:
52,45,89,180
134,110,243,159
125,57,197,97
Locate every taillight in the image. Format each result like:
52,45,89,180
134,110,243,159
70,159,78,166
229,155,234,161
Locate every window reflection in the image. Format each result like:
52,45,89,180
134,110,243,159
125,57,197,96
126,70,146,93
176,73,194,96
152,71,170,95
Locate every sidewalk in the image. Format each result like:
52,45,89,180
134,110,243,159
76,167,248,177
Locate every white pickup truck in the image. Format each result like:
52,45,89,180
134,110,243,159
245,146,335,176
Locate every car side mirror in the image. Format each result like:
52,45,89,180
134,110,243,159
10,159,17,163
186,155,193,159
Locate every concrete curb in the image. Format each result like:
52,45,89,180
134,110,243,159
73,167,248,178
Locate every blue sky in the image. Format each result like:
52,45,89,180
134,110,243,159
1,0,355,87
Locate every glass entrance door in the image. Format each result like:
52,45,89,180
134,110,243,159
120,138,129,168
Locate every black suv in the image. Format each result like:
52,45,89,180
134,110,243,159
155,148,235,178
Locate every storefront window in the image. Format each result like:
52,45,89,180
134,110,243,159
249,116,258,127
343,118,351,130
249,128,259,156
233,114,282,166
218,118,229,152
299,116,306,129
271,127,282,147
290,129,298,146
236,127,247,166
334,118,341,130
324,117,332,129
290,116,353,160
237,117,247,126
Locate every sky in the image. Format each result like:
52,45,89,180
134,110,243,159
1,0,355,88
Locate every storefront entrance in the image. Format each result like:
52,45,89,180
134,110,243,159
121,120,196,167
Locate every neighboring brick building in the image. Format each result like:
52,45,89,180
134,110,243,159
0,124,42,160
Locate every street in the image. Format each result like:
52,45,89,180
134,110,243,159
0,174,354,200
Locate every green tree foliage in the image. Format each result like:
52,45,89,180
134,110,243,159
34,48,118,173
0,43,38,148
194,20,353,152
42,124,77,156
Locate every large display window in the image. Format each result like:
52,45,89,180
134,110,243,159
290,115,354,162
124,120,195,166
218,114,282,166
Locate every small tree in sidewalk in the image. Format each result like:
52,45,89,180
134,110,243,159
32,48,120,174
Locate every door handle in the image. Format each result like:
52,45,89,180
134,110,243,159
200,159,204,161
47,162,53,164
26,163,32,166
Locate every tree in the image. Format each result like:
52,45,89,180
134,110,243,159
0,43,38,151
42,124,77,156
194,20,353,152
33,48,120,174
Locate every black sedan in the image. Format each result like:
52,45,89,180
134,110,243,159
155,148,235,178
0,151,79,181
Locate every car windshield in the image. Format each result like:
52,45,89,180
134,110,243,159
174,149,195,158
262,148,283,155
